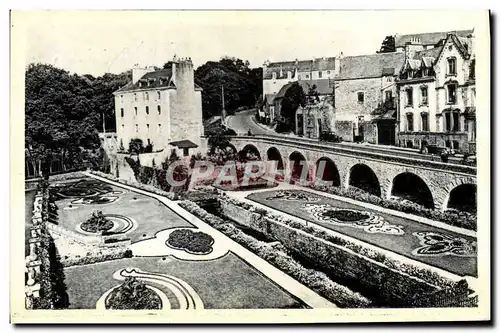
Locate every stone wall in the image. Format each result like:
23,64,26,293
335,77,383,122
336,120,354,141
220,201,442,306
362,121,378,144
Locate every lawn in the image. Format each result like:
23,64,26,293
51,178,193,243
63,252,307,309
248,189,477,277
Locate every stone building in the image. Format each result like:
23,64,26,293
113,57,203,159
262,57,339,122
335,52,405,144
394,29,474,52
396,31,476,154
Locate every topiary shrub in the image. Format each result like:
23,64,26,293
166,229,214,254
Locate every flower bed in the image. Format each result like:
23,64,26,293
309,184,476,231
179,200,372,308
80,211,113,233
105,277,162,310
323,209,370,222
166,229,214,254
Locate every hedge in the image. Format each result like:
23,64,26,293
309,184,476,231
61,249,133,267
221,196,457,290
178,200,372,308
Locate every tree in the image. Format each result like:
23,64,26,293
128,138,144,154
377,35,396,53
279,82,306,132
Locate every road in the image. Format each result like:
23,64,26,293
225,109,470,166
226,109,274,136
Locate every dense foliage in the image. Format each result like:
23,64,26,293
194,57,262,119
377,35,396,53
278,82,305,133
25,63,131,176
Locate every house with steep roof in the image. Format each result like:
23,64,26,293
113,57,203,161
394,29,474,52
397,31,476,154
335,52,405,144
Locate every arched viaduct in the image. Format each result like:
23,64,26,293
229,136,477,212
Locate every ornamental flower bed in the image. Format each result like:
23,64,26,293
166,229,214,255
80,211,113,233
309,184,476,231
179,200,372,308
105,277,162,310
220,196,457,290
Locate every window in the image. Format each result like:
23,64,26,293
421,113,429,131
385,90,392,101
445,113,452,132
447,58,457,75
318,71,323,78
420,86,428,105
453,140,460,150
158,124,162,133
447,84,457,104
357,92,364,104
146,124,149,132
469,59,475,80
120,95,123,104
145,92,149,101
121,124,124,131
134,93,137,102
327,70,331,75
157,105,161,115
135,124,138,133
406,88,413,106
471,88,476,106
386,76,392,82
134,107,138,116
305,74,309,79
157,91,161,100
146,106,149,115
453,112,459,132
120,108,124,117
406,113,414,131
183,148,190,157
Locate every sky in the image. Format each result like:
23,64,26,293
17,10,486,76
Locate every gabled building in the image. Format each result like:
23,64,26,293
396,31,476,154
334,52,405,144
394,29,474,52
113,57,203,159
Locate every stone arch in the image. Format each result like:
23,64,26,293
390,172,435,209
441,177,477,212
266,147,284,171
289,151,310,183
347,163,381,197
446,183,477,213
238,144,261,162
315,157,341,187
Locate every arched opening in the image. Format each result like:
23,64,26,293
238,144,261,162
267,147,284,171
289,151,309,183
349,164,381,197
315,157,341,187
447,184,476,213
390,172,434,208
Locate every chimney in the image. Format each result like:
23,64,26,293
334,52,343,75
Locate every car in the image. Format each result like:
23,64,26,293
420,144,454,156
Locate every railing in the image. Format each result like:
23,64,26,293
228,134,477,175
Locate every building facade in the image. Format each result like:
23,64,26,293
335,52,405,144
113,57,203,158
396,31,476,154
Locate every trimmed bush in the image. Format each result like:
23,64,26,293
105,277,161,310
80,211,113,233
166,229,214,254
61,248,133,267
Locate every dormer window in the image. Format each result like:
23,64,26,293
408,70,413,79
447,57,457,76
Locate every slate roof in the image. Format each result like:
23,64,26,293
263,61,297,80
394,29,473,48
115,68,201,93
312,57,336,71
263,57,336,79
169,140,198,149
338,52,405,80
